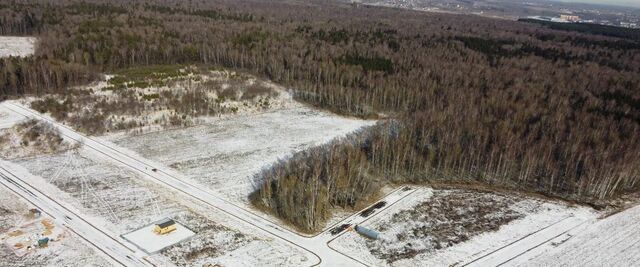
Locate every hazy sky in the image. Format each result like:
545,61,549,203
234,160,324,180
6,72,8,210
555,0,640,8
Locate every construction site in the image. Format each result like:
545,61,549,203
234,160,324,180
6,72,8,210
2,210,63,257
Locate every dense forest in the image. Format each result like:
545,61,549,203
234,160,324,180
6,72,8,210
1,0,639,232
519,19,640,41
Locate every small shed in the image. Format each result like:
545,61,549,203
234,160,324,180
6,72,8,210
29,209,42,218
37,237,49,247
153,218,177,235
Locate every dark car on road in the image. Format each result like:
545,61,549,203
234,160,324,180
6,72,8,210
360,201,387,217
330,224,351,235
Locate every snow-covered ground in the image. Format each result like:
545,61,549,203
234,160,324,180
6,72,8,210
0,119,75,160
513,204,640,266
0,104,26,129
329,188,597,267
106,102,375,208
0,36,35,58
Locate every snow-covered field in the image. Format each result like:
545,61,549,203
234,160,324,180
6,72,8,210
329,188,597,267
514,205,640,266
0,104,25,129
106,102,375,208
0,185,109,267
0,36,35,58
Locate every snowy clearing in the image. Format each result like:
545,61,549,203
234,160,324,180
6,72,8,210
329,188,597,267
27,67,302,135
512,204,640,266
13,148,186,234
0,36,35,58
0,104,26,129
106,102,375,209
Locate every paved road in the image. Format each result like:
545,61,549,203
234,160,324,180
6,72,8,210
0,164,150,267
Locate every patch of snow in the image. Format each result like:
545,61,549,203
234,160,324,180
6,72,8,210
0,36,35,58
514,205,640,266
208,239,310,267
0,104,26,129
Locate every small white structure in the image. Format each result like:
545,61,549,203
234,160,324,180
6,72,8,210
122,219,195,254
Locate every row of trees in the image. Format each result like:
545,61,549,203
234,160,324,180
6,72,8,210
0,4,43,35
1,57,98,98
1,0,639,231
253,110,640,231
250,134,378,231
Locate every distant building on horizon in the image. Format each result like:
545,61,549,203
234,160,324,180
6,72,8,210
560,14,580,22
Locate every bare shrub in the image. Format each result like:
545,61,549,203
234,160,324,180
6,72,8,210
31,97,70,121
0,132,8,145
15,119,63,149
201,80,223,92
241,83,276,100
29,64,279,135
218,87,239,101
70,111,106,135
0,119,67,159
